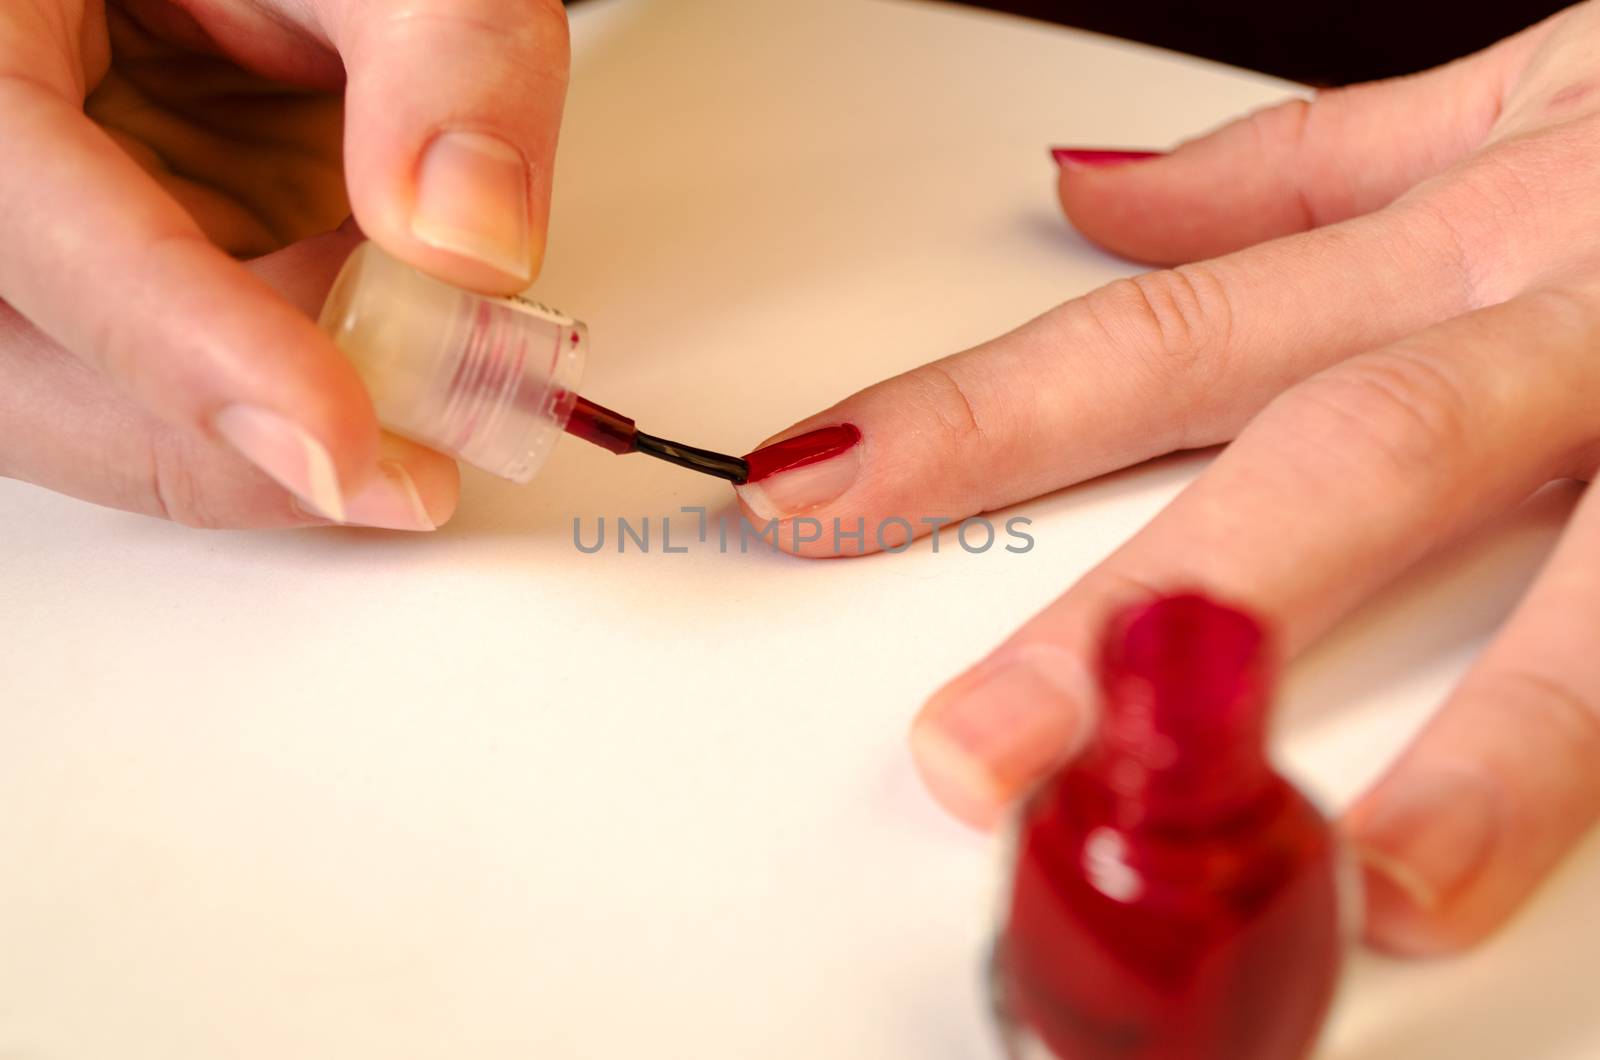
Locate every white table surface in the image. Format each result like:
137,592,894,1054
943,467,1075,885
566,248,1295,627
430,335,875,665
3,0,1597,1056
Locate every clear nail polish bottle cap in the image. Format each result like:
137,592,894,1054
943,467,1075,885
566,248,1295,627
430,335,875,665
318,240,586,484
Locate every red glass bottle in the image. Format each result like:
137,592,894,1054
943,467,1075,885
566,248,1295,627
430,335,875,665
991,593,1343,1060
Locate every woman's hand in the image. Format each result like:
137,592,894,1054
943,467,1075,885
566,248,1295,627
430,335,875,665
735,5,1600,955
0,0,569,528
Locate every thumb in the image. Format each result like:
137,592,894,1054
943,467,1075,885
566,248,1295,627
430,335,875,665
1051,15,1553,265
326,0,570,293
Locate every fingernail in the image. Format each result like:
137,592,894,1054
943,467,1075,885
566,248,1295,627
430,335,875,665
912,647,1095,827
1051,147,1165,169
1353,771,1499,911
736,424,862,519
338,461,436,531
412,130,532,282
215,404,345,522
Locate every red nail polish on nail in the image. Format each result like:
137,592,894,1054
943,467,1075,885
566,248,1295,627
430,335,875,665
991,593,1343,1060
743,424,861,483
1051,147,1165,168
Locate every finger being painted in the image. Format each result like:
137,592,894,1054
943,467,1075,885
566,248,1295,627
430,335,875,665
735,202,1490,557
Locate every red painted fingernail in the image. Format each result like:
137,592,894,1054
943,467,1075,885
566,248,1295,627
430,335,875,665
1050,147,1165,169
735,424,864,521
743,424,861,483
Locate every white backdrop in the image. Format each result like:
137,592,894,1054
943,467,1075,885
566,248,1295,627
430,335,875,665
2,0,1596,1056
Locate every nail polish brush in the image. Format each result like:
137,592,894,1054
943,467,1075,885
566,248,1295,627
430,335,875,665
319,239,754,486
562,395,750,484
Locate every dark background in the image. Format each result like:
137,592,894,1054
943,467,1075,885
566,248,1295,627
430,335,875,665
956,0,1572,84
566,1,1575,86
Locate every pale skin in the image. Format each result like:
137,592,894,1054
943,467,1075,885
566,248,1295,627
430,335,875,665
2,0,1598,958
0,0,570,529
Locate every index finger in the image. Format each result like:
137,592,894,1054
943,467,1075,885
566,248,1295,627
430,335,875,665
733,198,1484,544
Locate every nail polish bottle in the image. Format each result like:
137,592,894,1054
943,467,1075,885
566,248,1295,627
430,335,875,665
319,240,586,483
990,593,1345,1060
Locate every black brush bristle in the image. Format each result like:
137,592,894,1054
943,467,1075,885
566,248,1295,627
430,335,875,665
634,431,750,484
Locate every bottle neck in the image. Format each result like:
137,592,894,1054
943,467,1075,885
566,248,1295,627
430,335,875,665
1077,708,1275,823
1085,593,1279,823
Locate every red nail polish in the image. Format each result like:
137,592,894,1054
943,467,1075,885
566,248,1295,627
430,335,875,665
991,593,1344,1060
1050,147,1164,168
743,424,861,483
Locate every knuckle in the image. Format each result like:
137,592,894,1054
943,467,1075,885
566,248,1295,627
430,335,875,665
1084,264,1235,437
79,233,198,394
1245,95,1313,144
902,357,1024,515
147,435,225,529
1395,145,1559,309
1284,350,1476,480
899,360,1017,511
903,361,986,446
1243,97,1319,224
378,0,571,76
507,0,571,55
497,0,572,90
1388,194,1495,311
518,0,569,24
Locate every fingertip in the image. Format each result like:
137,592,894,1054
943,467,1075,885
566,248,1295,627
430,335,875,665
403,128,542,291
348,146,543,297
1054,147,1236,266
1051,146,1171,262
1344,768,1503,957
239,233,388,498
1051,98,1328,264
389,434,462,528
299,374,383,506
733,486,779,526
213,403,351,522
909,646,1094,828
730,422,867,553
334,0,568,295
1051,148,1166,169
909,715,1009,831
334,435,459,531
1357,858,1485,957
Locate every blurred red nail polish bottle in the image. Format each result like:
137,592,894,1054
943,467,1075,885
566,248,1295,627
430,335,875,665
990,594,1346,1060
